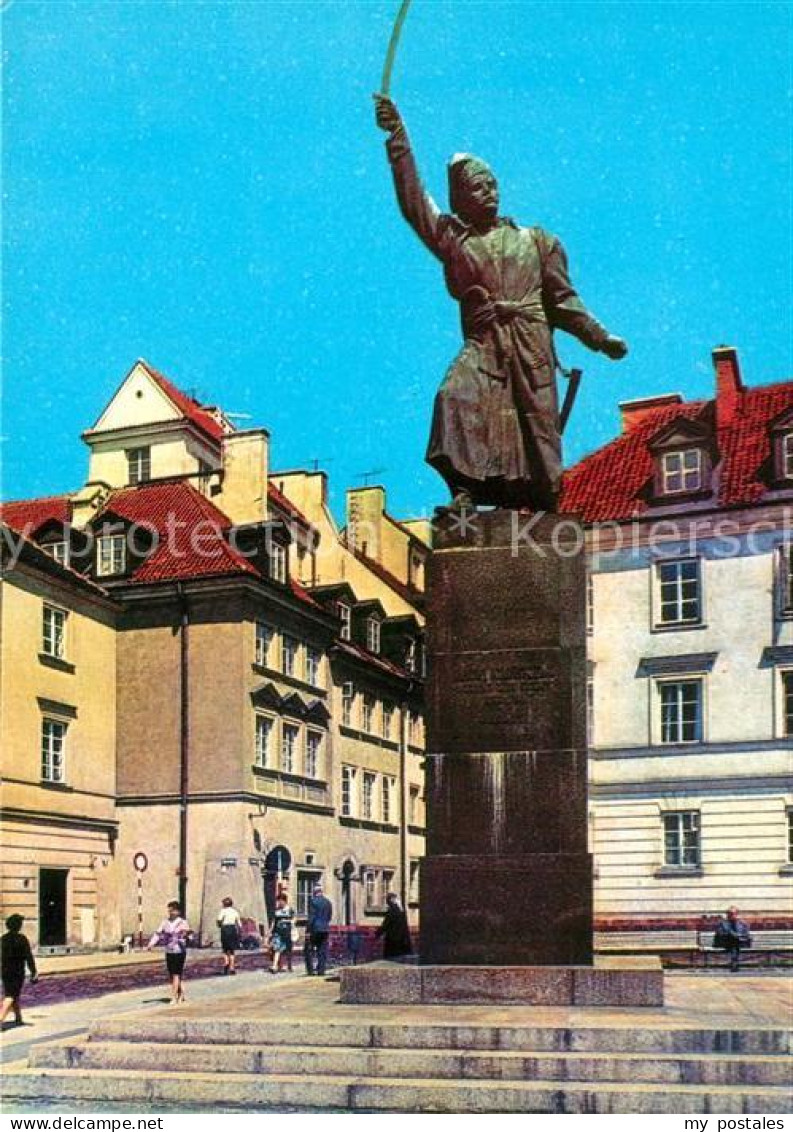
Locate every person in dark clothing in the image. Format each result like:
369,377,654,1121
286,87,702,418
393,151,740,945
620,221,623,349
1,914,38,1027
305,884,333,976
714,906,752,971
375,893,413,960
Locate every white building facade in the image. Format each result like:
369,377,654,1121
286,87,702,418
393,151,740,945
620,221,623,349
563,347,793,929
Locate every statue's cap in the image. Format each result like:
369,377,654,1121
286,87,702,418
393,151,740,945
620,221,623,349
447,153,496,215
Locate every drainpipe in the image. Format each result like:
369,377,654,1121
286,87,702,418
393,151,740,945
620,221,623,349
177,584,190,914
398,693,410,912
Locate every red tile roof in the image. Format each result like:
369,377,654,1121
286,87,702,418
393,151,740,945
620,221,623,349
1,481,327,604
138,361,230,444
0,494,72,535
0,521,114,599
100,480,258,583
333,638,416,682
562,379,793,523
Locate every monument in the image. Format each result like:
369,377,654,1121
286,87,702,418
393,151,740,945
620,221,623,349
342,63,660,1006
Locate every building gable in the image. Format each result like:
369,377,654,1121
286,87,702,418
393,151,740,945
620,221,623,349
89,361,185,434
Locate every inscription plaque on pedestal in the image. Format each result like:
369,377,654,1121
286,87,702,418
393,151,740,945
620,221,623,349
420,510,593,967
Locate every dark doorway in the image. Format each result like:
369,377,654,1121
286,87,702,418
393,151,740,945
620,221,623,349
340,858,356,926
39,868,68,946
263,845,291,928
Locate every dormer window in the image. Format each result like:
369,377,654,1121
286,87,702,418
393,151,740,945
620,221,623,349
661,449,702,495
783,434,793,480
44,540,69,568
366,616,381,654
97,533,126,577
127,446,151,485
337,601,351,641
268,542,287,584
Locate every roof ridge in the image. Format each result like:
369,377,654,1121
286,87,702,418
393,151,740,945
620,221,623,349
0,490,74,507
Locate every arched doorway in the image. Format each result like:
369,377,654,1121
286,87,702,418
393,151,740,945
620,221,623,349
263,845,291,927
338,857,357,926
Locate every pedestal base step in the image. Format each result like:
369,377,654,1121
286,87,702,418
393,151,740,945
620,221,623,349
339,960,664,1007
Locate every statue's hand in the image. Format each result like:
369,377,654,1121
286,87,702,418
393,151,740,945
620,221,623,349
602,335,628,360
374,93,403,135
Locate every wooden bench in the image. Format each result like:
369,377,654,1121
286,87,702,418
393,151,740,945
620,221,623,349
594,928,793,967
697,929,793,968
594,930,698,954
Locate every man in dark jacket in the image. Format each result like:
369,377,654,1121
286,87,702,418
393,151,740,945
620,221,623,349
375,893,413,960
305,885,333,976
714,907,752,971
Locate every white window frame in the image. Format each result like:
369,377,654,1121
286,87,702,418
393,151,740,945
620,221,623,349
254,713,275,769
296,869,324,917
45,540,69,568
783,433,793,479
661,448,702,494
381,703,394,741
97,534,126,577
281,635,300,679
586,571,594,635
380,869,394,906
778,544,793,617
362,771,377,821
341,683,355,728
367,616,381,654
281,720,300,774
409,859,421,904
663,810,700,867
781,670,793,740
255,622,275,668
305,729,323,779
41,717,67,783
42,604,68,660
654,557,703,628
341,764,358,817
363,869,377,910
655,677,705,745
269,542,287,584
361,694,376,735
126,446,151,485
338,602,351,641
787,808,793,865
586,676,594,748
409,785,420,825
306,646,323,688
382,775,396,824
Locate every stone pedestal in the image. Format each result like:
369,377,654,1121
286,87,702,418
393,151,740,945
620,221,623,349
421,510,592,967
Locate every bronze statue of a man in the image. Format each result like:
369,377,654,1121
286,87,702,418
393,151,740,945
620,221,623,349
375,95,628,511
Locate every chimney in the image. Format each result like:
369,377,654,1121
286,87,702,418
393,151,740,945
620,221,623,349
712,345,744,429
218,429,269,526
619,393,683,434
346,485,385,560
70,482,111,529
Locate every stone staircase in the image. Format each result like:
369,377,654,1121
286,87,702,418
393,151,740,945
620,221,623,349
4,1016,793,1113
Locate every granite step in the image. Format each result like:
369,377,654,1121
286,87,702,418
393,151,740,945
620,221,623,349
28,1039,793,1087
2,1064,791,1113
90,1016,793,1056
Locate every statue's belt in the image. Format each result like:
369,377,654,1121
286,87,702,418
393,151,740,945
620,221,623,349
461,293,549,378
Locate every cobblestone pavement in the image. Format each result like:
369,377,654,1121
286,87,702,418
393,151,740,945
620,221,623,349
18,949,277,1007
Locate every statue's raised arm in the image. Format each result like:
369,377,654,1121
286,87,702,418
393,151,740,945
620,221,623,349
373,93,628,512
374,95,446,259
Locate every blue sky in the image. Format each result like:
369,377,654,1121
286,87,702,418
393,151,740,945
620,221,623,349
3,1,791,521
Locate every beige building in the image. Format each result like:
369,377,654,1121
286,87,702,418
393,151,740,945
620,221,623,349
564,347,793,929
0,528,119,948
1,360,427,946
